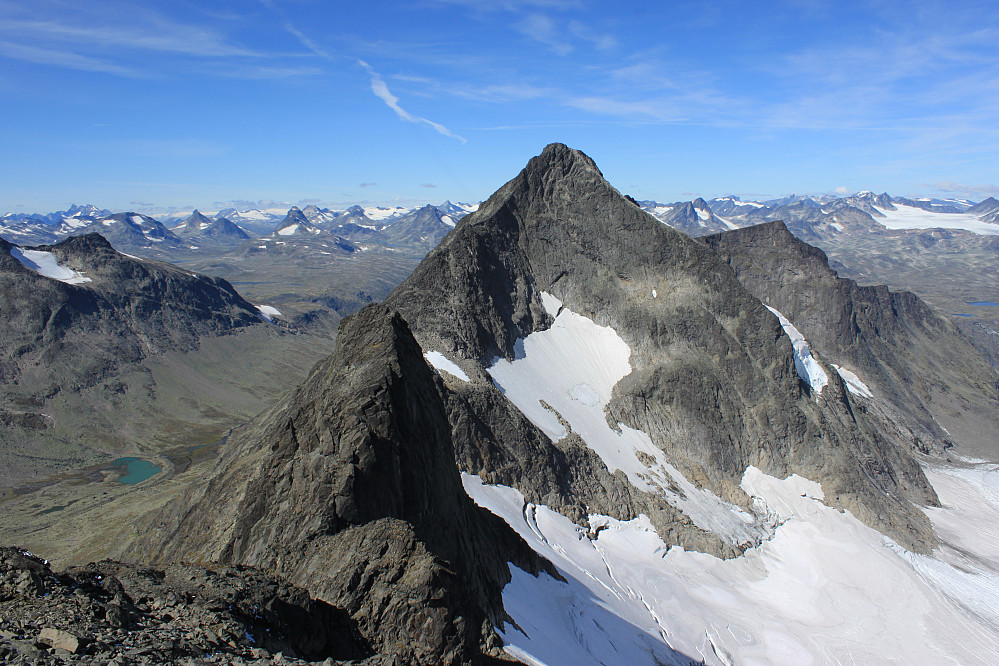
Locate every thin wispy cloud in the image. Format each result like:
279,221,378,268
1,17,261,58
261,0,466,143
0,40,141,77
357,60,466,143
568,20,615,51
515,14,573,55
926,181,999,196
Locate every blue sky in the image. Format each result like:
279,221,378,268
1,0,997,214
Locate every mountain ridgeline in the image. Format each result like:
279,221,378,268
0,233,277,485
0,233,262,409
129,145,996,663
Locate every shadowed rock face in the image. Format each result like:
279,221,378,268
137,304,554,664
701,220,999,458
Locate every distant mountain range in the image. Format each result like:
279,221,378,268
637,193,997,238
0,201,480,256
6,194,996,256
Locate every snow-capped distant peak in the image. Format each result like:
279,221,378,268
363,205,411,221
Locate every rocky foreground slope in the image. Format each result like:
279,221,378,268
103,144,999,663
0,546,376,665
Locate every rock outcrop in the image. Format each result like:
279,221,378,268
135,305,555,664
0,546,373,664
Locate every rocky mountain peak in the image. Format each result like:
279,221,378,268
968,196,999,215
137,302,554,662
181,209,212,230
50,231,117,255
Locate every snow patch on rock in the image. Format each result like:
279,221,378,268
832,364,873,398
255,305,282,321
11,247,92,284
765,305,828,394
424,351,470,382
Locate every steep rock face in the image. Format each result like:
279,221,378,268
701,220,999,457
138,304,553,664
382,204,453,248
386,143,938,553
200,216,250,241
176,209,214,234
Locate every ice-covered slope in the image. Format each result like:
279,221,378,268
873,203,999,234
464,459,999,666
487,293,763,546
9,247,92,284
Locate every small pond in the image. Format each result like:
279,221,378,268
110,457,162,484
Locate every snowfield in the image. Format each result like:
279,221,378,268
765,305,828,394
424,351,470,382
255,305,282,321
465,460,999,665
872,204,999,235
10,247,92,284
831,364,873,398
488,293,763,546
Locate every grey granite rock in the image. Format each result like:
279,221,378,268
135,304,555,664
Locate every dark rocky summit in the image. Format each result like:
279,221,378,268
385,143,938,553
